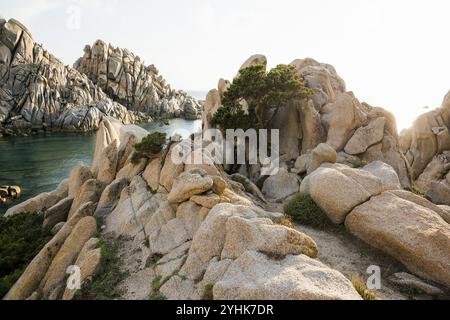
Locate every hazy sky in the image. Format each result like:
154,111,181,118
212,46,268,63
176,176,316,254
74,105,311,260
2,0,449,130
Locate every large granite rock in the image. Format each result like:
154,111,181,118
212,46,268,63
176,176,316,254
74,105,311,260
214,251,361,300
301,163,382,224
346,191,450,287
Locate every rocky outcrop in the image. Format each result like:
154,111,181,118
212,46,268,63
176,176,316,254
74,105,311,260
301,163,383,224
0,18,201,136
346,191,450,287
202,55,411,189
74,40,202,120
399,90,450,202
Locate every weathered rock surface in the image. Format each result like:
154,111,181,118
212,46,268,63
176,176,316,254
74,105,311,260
43,197,74,230
344,117,385,155
362,161,401,191
167,169,214,204
214,251,361,300
261,168,301,201
74,40,202,120
307,143,337,174
346,191,450,287
5,179,68,216
301,163,382,224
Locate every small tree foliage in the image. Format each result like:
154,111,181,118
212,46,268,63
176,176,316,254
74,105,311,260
212,64,313,130
131,132,167,164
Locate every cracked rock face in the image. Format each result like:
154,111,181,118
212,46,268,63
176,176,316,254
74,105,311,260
74,40,202,120
0,18,201,136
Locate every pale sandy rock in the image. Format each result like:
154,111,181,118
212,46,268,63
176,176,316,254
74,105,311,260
95,177,129,219
159,276,200,300
159,143,185,192
362,161,401,191
5,179,68,216
167,169,213,204
294,154,311,174
144,202,176,241
62,238,101,300
115,158,147,181
307,143,337,174
214,251,361,300
300,100,324,154
336,152,363,168
41,216,97,299
157,242,191,265
301,164,382,224
69,179,105,218
388,189,450,224
150,218,190,255
437,205,450,224
321,92,366,151
221,216,318,260
181,204,286,280
190,194,221,209
155,256,186,279
176,201,210,238
238,54,267,73
68,164,93,198
416,152,450,193
106,176,163,237
202,89,221,131
262,168,301,202
426,180,450,206
43,197,74,230
96,139,119,184
346,191,450,287
344,117,385,155
142,158,161,192
361,132,411,189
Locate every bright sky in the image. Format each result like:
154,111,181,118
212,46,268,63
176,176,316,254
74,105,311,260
2,0,449,130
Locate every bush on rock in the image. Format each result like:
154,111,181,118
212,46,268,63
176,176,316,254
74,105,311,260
284,193,331,228
211,64,313,130
131,132,167,164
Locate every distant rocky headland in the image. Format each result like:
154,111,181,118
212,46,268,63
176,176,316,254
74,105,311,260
0,17,202,137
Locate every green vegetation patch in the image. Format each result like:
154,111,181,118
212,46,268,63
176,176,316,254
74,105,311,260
0,212,51,298
131,132,167,164
284,193,331,228
211,64,313,131
74,238,127,300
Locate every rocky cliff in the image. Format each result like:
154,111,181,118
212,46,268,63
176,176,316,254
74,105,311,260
74,40,202,120
2,55,449,301
0,18,201,136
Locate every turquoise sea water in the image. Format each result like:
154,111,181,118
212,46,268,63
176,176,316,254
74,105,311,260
0,119,201,213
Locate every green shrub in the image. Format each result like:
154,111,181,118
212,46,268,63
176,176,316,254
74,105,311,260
211,64,313,130
74,238,127,300
131,132,167,164
284,193,330,228
202,283,214,300
0,212,51,298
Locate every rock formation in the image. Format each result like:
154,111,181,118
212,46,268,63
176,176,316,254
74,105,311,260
74,40,202,120
3,53,450,301
399,90,450,205
0,18,201,136
3,118,364,300
203,55,412,190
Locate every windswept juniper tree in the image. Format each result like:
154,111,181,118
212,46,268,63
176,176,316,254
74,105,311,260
211,64,313,131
